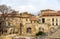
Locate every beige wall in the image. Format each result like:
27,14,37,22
5,12,60,36
40,16,60,26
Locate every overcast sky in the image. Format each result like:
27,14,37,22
0,0,60,15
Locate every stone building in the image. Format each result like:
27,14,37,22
0,11,39,36
38,9,60,35
0,9,60,36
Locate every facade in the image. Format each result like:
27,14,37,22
39,9,60,34
0,9,60,36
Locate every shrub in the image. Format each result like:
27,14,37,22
36,31,46,36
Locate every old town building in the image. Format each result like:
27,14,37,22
38,9,60,34
0,9,60,36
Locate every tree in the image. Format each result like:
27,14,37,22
0,5,13,35
36,31,46,36
0,5,13,14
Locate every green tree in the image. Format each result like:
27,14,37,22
36,31,46,36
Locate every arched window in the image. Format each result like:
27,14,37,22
26,27,31,33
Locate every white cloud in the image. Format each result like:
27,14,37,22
0,0,60,15
15,5,36,13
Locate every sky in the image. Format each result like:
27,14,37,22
0,0,60,15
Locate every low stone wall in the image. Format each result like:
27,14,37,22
12,36,36,39
0,36,12,39
0,34,17,39
1,35,60,39
36,36,60,39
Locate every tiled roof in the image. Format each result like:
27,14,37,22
41,11,60,16
20,12,35,18
41,9,54,12
30,16,38,21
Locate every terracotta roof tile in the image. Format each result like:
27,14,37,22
30,16,38,21
41,11,60,16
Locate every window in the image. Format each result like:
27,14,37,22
26,19,28,21
52,18,54,22
52,18,54,25
52,22,54,25
0,23,1,28
42,18,45,23
26,27,31,33
56,18,58,25
56,23,58,25
31,21,32,23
